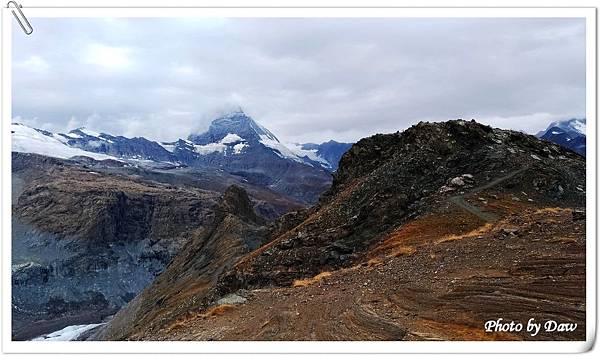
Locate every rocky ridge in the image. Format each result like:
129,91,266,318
95,185,269,340
96,120,586,340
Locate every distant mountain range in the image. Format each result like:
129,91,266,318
536,118,586,156
11,110,352,204
12,114,585,204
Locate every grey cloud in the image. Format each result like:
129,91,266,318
12,17,585,143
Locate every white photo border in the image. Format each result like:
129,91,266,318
1,4,596,354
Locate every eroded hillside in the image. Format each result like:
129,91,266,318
96,120,586,341
11,153,303,340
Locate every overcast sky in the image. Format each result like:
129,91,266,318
12,17,585,143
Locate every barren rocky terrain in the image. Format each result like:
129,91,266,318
95,120,586,341
11,153,303,340
145,205,585,341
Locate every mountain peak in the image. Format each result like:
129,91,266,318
189,110,279,144
68,127,103,138
220,106,246,118
211,110,255,129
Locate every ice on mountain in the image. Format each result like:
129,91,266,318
286,143,330,168
11,123,117,161
194,133,248,155
32,323,105,341
259,134,303,163
78,127,102,138
220,133,243,144
233,142,248,154
64,132,82,139
159,142,176,152
569,119,586,135
194,142,227,155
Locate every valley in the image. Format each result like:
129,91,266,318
10,151,304,340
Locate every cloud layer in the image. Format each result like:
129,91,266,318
12,17,585,143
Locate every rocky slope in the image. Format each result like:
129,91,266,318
11,152,303,340
95,185,269,340
11,153,219,340
96,120,586,341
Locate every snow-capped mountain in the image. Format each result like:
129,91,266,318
536,118,586,156
12,110,349,170
163,110,349,171
171,110,335,202
11,110,349,203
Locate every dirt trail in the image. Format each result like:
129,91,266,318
448,196,496,222
448,166,530,222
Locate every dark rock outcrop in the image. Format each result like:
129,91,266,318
96,185,268,340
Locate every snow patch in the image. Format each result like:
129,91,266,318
569,120,586,135
220,133,243,144
11,124,118,161
78,128,102,138
259,135,303,162
286,143,330,168
53,133,69,144
233,142,248,154
84,140,104,149
63,132,82,139
159,142,176,152
32,323,105,341
194,133,247,155
194,142,228,155
530,154,541,160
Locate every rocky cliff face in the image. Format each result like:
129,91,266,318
14,157,217,246
11,152,302,340
11,153,219,340
96,120,586,341
96,185,268,340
